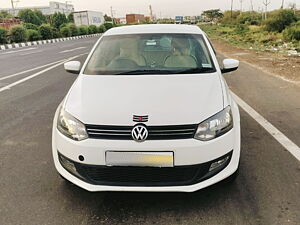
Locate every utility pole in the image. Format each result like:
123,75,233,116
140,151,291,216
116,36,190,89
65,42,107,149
230,0,233,18
110,6,115,24
263,0,271,20
240,0,244,13
149,5,153,22
11,0,19,16
281,0,284,9
250,0,254,12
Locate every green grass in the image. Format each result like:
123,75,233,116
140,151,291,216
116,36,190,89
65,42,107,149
200,24,299,52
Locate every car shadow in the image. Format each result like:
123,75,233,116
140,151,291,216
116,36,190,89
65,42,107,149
59,175,242,224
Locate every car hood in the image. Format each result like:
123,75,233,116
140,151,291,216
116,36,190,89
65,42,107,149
65,73,224,125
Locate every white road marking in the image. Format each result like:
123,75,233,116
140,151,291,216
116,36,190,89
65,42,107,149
231,91,300,162
0,47,37,55
20,50,43,56
0,53,87,93
59,47,86,53
0,59,66,81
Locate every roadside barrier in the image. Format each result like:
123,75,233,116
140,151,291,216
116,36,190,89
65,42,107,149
0,33,102,51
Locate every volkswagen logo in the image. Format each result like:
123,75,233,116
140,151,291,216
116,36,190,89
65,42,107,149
131,125,148,142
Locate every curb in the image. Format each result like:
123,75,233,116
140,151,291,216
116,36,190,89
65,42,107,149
0,33,102,51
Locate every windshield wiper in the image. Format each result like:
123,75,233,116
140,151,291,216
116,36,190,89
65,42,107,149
173,68,215,74
115,68,215,75
116,70,172,75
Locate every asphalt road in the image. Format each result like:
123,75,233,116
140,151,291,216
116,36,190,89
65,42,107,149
0,37,299,225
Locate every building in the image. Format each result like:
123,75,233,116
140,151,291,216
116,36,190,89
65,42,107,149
115,17,126,25
0,1,74,16
126,14,145,24
73,11,105,27
0,18,22,30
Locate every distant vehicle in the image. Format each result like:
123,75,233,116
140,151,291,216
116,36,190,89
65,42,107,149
53,24,241,192
190,16,197,24
73,10,105,27
175,16,184,24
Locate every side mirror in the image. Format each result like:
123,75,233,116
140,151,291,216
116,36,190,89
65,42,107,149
64,61,81,74
221,59,239,74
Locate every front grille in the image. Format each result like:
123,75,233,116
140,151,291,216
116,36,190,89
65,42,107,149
85,124,197,140
75,162,211,186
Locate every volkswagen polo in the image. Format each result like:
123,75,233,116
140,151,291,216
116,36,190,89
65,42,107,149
52,24,241,192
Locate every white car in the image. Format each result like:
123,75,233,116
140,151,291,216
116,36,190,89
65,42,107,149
52,24,241,192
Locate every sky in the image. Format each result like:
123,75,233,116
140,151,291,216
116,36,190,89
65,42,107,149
1,0,299,18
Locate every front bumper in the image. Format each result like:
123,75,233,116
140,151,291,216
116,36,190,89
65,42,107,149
52,102,241,192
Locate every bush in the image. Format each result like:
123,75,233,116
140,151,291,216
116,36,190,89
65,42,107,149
23,23,39,31
60,26,71,37
104,23,114,30
88,25,98,34
10,25,27,43
26,29,41,41
98,24,106,33
234,24,250,34
237,12,262,25
78,26,88,35
0,28,7,44
283,24,300,41
264,9,297,32
51,27,61,38
220,10,241,24
38,24,53,39
66,23,78,36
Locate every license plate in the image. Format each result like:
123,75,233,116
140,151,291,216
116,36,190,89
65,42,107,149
106,151,174,167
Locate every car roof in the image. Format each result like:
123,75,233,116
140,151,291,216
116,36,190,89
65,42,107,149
104,24,204,36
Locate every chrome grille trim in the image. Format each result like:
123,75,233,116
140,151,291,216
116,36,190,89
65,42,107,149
85,124,197,140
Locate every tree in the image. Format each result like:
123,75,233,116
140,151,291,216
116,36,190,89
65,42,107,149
0,10,13,19
33,10,46,24
52,12,68,29
201,9,223,22
104,14,112,22
18,9,42,25
67,13,74,23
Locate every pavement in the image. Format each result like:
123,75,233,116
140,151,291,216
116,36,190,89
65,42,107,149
0,36,299,225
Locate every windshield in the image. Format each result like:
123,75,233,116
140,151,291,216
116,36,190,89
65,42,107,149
84,33,216,75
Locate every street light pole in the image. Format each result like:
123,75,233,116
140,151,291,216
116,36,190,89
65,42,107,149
263,0,271,20
281,0,284,9
231,0,233,18
11,0,15,16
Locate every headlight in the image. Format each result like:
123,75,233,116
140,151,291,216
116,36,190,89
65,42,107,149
57,107,88,141
194,106,233,141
